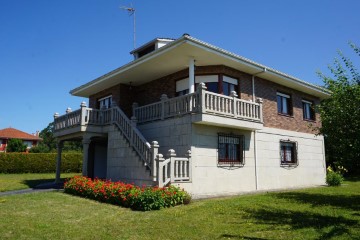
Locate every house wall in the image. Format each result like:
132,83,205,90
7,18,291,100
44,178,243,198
88,65,321,134
255,127,326,190
175,124,326,198
256,78,321,133
137,115,192,156
106,125,153,186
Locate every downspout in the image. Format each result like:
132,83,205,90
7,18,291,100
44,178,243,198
252,68,266,190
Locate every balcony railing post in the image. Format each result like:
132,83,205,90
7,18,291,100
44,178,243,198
156,153,165,187
168,149,176,183
53,113,59,130
230,91,238,117
197,82,207,113
256,98,264,123
186,150,192,181
151,141,159,181
80,102,87,126
160,94,168,120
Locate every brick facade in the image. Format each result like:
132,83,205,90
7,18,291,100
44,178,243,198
89,65,320,134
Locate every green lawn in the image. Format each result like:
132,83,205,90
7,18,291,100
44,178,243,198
0,178,358,239
0,173,80,192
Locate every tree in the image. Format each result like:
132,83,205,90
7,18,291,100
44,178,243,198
32,122,82,153
6,138,27,152
39,122,56,151
317,42,360,175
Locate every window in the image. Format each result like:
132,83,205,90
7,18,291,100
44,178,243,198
280,140,297,165
175,75,238,96
302,100,315,120
277,92,292,115
218,133,245,165
98,95,112,109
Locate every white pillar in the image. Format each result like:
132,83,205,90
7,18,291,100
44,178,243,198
189,58,195,93
55,141,63,184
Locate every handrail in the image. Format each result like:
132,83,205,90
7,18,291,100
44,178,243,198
133,89,262,124
134,92,198,123
111,106,153,168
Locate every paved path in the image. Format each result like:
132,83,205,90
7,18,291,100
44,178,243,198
0,182,64,197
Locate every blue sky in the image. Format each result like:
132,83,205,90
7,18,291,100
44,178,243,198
1,0,359,134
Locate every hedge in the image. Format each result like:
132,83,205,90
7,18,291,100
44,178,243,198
0,153,82,173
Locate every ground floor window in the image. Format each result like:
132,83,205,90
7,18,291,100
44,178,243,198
218,133,245,165
280,140,298,165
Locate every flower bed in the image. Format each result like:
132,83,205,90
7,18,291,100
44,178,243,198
64,176,191,211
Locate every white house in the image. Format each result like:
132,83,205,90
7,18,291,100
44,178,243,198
53,34,329,198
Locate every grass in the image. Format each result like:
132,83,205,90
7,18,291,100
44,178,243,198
0,178,359,239
0,173,80,192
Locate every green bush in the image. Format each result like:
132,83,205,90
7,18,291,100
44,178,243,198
326,171,344,186
0,153,82,173
64,176,191,211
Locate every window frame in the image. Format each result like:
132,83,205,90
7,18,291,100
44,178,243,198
98,95,113,109
280,140,298,166
302,99,316,121
175,74,239,97
277,92,293,116
218,133,245,166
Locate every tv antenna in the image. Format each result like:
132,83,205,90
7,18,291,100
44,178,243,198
120,5,136,49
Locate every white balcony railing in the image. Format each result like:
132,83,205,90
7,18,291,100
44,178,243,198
133,83,263,124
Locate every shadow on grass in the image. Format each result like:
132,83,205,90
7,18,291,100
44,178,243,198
242,207,358,239
220,234,268,240
22,177,69,189
273,192,360,212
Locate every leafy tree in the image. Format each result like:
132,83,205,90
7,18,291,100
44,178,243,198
6,138,27,152
33,122,82,153
317,42,360,175
39,122,56,151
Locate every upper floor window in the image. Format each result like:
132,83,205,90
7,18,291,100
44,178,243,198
302,100,315,121
175,75,238,97
277,92,292,115
98,95,112,109
218,133,245,166
280,140,298,165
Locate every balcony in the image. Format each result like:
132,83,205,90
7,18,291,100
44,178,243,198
133,83,263,130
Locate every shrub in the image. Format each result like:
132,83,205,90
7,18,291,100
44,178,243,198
326,166,345,186
64,176,191,211
6,139,27,152
0,153,82,173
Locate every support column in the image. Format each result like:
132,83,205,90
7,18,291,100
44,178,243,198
189,58,195,93
82,137,91,176
55,141,64,184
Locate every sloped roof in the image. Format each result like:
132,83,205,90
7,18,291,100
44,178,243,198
70,34,331,99
0,127,42,141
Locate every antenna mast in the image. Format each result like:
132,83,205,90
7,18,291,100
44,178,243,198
120,5,136,49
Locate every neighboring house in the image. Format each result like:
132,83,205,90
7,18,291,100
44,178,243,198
53,34,330,198
0,127,42,152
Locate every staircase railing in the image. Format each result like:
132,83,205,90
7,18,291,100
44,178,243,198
111,106,153,169
156,149,192,187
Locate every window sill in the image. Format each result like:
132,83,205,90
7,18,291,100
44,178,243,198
218,161,244,167
277,113,294,118
280,162,298,168
303,118,316,123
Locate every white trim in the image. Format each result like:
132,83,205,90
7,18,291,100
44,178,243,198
97,95,112,102
302,99,313,104
277,92,290,98
223,75,238,85
176,78,189,92
195,75,218,83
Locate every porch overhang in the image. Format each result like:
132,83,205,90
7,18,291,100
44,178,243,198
70,35,330,99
